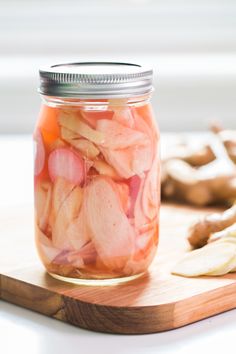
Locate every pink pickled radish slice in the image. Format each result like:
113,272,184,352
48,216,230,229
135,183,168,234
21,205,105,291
85,177,135,269
34,129,45,176
96,119,148,149
128,175,141,218
48,148,85,185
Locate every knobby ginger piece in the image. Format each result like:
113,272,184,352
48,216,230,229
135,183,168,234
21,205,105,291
208,223,236,243
211,124,236,164
188,204,236,248
162,132,236,206
163,141,216,166
162,158,236,206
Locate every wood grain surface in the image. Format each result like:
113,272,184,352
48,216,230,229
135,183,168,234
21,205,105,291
1,203,236,334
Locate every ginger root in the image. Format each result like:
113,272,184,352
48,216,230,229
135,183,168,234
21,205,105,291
162,138,216,167
213,126,236,164
188,204,236,248
162,132,236,206
208,223,236,243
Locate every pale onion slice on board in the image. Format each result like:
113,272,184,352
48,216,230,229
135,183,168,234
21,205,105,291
172,242,236,277
214,237,236,245
206,253,236,275
205,238,236,275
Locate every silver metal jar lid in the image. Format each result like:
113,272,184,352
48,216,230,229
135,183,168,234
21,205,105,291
39,62,153,98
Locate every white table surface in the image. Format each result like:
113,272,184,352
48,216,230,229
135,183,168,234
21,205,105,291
1,135,236,354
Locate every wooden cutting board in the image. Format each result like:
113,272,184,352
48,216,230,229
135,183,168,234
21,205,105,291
1,203,236,334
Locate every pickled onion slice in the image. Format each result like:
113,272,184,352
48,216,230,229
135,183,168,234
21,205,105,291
66,205,90,251
112,109,134,128
132,108,156,161
85,177,135,269
100,147,134,179
48,148,85,185
51,180,83,249
96,119,148,149
128,175,141,218
134,178,148,231
34,129,45,176
132,143,153,176
100,144,152,179
35,224,60,263
114,182,130,214
67,241,97,265
51,177,76,217
35,181,52,232
142,154,160,220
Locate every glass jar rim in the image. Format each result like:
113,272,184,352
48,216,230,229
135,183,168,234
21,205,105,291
39,61,154,98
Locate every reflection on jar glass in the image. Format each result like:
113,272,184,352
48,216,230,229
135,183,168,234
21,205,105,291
34,62,160,285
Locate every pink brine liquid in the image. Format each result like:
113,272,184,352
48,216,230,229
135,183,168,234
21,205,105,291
34,99,160,282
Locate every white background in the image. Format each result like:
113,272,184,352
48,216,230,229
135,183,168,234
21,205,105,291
1,0,236,133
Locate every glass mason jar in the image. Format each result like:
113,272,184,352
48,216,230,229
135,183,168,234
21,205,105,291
34,62,160,285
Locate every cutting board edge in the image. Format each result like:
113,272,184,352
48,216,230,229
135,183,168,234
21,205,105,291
1,272,236,334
